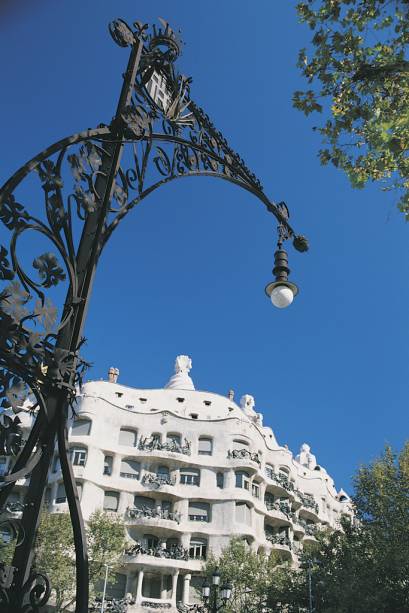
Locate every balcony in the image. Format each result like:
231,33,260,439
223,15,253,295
265,468,295,493
126,506,181,524
125,541,189,561
228,448,261,465
299,519,318,537
265,500,294,521
138,437,191,456
142,472,176,488
266,533,292,549
298,493,319,515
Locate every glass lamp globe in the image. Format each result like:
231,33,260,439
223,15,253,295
265,280,298,309
202,580,210,598
270,285,294,308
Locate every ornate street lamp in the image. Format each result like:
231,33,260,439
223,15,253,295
0,15,308,613
201,570,232,612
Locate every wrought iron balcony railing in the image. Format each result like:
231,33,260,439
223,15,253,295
126,506,181,524
299,519,318,536
125,541,189,560
227,448,261,465
298,493,319,515
265,500,294,520
138,437,191,456
265,533,292,549
265,468,295,492
142,472,176,487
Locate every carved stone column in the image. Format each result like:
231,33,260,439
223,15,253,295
171,571,179,606
136,569,144,603
182,574,191,604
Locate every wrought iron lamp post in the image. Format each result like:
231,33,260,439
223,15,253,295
201,570,232,612
0,15,308,613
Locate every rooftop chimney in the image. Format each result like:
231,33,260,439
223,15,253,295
108,367,119,384
227,389,234,400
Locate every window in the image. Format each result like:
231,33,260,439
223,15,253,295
233,439,249,450
56,483,66,504
44,487,52,507
52,455,61,473
279,466,290,476
157,465,170,477
118,428,137,447
190,413,198,419
71,447,87,467
265,464,275,479
189,538,208,560
265,492,275,510
180,468,200,486
216,472,224,489
76,481,82,500
235,502,251,525
252,482,260,499
115,392,123,398
103,455,113,476
166,433,181,446
0,527,11,544
134,495,155,509
189,502,210,522
198,437,213,456
203,400,211,406
235,471,250,490
176,397,185,403
120,459,140,480
71,419,91,436
0,457,7,477
144,534,158,549
103,491,119,512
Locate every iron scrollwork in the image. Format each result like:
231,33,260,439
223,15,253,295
0,15,307,613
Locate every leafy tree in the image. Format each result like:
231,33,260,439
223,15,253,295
202,538,286,613
271,443,409,612
32,510,126,612
294,0,409,217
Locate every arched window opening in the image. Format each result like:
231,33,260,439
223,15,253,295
118,428,137,447
198,437,213,456
120,458,140,480
235,470,250,490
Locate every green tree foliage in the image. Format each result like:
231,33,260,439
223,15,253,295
294,0,409,216
271,443,409,612
202,538,287,613
32,510,125,612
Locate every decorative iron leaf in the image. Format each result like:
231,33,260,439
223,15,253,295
113,183,127,208
32,253,66,288
74,185,97,213
37,160,63,190
85,144,103,172
120,105,152,139
0,194,29,230
0,281,30,321
33,298,57,332
0,247,14,281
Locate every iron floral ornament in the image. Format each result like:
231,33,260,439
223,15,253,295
0,16,308,613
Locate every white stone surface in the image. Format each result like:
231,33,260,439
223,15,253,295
11,356,352,613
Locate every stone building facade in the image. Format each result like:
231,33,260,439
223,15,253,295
6,356,351,612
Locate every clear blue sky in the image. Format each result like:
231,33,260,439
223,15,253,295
0,0,408,495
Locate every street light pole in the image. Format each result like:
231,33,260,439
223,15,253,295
0,15,308,613
201,570,232,613
100,564,112,613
